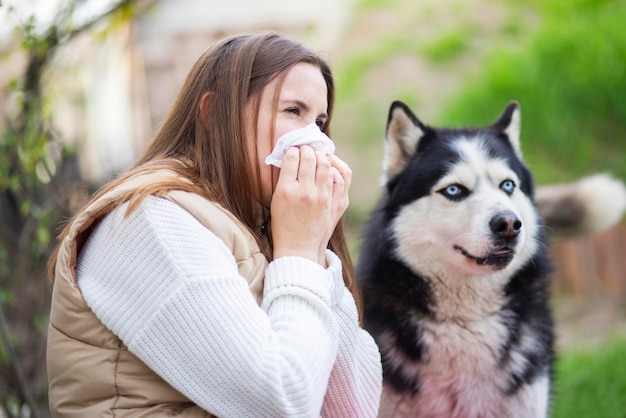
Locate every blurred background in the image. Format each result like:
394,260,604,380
0,0,624,416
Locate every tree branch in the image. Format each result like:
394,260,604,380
0,304,40,418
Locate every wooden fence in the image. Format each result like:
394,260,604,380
550,222,626,300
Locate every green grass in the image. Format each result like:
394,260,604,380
553,336,626,418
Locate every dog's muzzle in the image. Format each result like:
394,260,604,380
454,211,522,270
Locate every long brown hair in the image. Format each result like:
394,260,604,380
48,32,361,312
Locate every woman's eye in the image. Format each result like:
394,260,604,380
315,119,325,129
500,179,516,195
438,184,468,201
286,107,300,116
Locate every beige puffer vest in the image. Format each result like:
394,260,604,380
47,170,269,417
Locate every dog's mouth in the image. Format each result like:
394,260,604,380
454,245,515,270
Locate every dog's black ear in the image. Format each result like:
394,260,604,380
493,101,522,157
383,101,426,183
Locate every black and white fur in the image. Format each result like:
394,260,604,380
358,101,554,418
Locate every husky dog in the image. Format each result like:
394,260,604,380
358,101,555,418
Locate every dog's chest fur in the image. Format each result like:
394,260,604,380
380,294,542,416
374,270,547,417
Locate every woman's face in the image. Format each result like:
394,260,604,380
246,62,329,207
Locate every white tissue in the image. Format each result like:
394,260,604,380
264,123,336,168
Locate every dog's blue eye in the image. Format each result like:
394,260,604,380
439,184,468,201
500,180,516,195
446,185,461,195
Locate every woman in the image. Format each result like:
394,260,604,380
46,33,382,417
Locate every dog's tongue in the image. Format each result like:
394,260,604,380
492,248,513,255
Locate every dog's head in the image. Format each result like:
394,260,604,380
381,101,541,278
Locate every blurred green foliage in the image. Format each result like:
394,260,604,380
440,0,626,183
420,27,472,62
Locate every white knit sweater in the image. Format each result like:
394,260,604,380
76,196,382,417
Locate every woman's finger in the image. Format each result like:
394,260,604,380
277,147,300,184
297,145,317,185
315,151,333,192
328,154,352,192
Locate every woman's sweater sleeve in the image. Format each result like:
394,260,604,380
321,251,383,418
76,196,339,418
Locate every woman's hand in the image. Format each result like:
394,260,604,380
322,153,352,256
271,146,350,265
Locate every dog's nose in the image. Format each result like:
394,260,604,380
490,211,522,240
